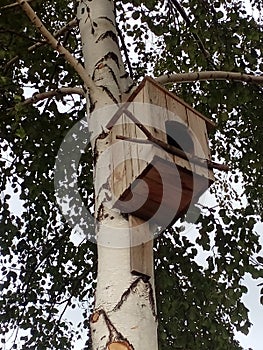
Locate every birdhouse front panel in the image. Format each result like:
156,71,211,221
107,77,215,227
134,77,214,160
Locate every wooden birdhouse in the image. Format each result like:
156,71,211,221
107,77,215,229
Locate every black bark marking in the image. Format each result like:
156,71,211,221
97,131,109,140
123,81,136,94
98,16,115,27
112,276,156,318
91,78,120,104
100,86,119,104
97,203,104,221
148,281,157,320
89,100,95,113
92,64,121,97
83,4,90,23
95,175,111,218
96,30,118,45
82,4,96,36
113,278,141,311
92,64,120,91
120,72,129,79
92,309,134,349
95,51,120,69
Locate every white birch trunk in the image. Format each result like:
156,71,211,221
77,1,158,349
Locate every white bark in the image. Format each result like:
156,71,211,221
77,0,134,108
77,1,158,349
156,70,263,85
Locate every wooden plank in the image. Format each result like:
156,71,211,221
132,84,145,105
145,80,169,143
111,114,127,201
187,109,210,159
146,79,166,107
118,158,195,226
165,94,188,124
122,117,136,190
129,215,153,278
129,93,144,180
139,77,215,131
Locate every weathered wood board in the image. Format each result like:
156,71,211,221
129,215,153,278
105,77,216,276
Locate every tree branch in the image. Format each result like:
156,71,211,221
156,71,263,85
4,18,78,72
0,0,34,10
169,0,216,68
16,0,97,94
0,28,44,42
21,87,85,105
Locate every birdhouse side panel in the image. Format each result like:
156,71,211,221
186,109,211,160
165,94,188,124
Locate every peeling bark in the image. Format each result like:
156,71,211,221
90,277,157,349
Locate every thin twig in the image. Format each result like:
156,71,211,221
16,0,97,94
51,297,72,337
156,71,263,85
169,0,216,68
0,29,45,42
28,18,78,52
21,87,85,105
0,0,34,10
4,18,78,72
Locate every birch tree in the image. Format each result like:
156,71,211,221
0,1,263,350
76,1,157,349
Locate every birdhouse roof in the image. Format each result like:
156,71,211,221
126,76,215,131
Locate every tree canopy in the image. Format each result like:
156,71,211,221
0,0,262,349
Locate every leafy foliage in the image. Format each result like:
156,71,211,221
0,0,262,349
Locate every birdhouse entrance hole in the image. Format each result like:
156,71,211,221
165,120,194,154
